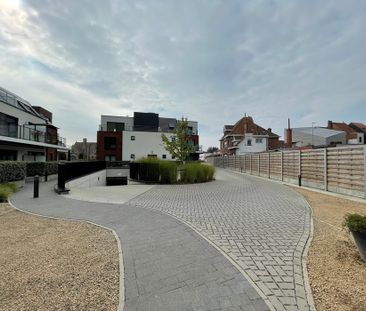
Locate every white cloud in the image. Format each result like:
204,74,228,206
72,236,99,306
0,0,366,149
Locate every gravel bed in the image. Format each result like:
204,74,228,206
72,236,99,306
294,189,366,311
0,203,119,311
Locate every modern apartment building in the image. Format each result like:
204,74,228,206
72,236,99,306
220,116,279,155
0,86,69,161
96,112,200,161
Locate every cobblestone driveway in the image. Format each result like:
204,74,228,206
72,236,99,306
127,168,314,311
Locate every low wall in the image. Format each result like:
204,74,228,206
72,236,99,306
66,170,106,189
106,168,129,178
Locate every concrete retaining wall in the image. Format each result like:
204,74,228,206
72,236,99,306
66,170,106,189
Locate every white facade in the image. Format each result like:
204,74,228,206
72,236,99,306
292,128,346,147
0,87,69,161
122,131,175,161
348,133,364,145
236,134,268,155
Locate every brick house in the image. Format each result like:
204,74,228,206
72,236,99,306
220,116,279,155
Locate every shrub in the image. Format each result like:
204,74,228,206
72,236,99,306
344,214,366,235
159,161,177,184
45,162,58,175
26,162,46,177
181,163,215,183
0,161,26,183
0,183,17,202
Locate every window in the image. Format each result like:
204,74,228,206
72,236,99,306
107,122,124,132
131,136,135,141
104,137,116,150
104,155,116,161
255,138,263,144
162,154,166,159
360,136,363,143
0,112,18,138
247,139,252,146
130,154,135,160
171,136,176,142
172,155,176,159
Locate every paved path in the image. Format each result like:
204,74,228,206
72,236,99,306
11,177,269,311
127,169,314,311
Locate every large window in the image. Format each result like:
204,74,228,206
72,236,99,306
0,112,18,138
104,137,116,150
107,122,124,132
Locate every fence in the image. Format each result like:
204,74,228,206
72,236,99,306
57,161,106,192
207,146,366,199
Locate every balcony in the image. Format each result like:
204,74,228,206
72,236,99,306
0,124,66,147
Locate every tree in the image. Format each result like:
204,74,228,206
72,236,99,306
206,146,219,153
161,118,195,163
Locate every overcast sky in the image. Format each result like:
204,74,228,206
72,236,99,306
1,0,366,149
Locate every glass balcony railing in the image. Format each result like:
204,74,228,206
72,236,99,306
0,124,66,147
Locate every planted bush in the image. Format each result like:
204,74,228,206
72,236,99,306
0,161,26,183
159,161,177,184
26,162,45,177
45,162,58,175
181,163,215,183
344,214,366,235
0,183,17,202
26,162,59,177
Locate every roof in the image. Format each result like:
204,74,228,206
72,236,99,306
293,127,344,138
350,122,366,133
328,121,358,139
0,86,49,122
229,116,279,137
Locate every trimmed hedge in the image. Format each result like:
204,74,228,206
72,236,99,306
0,161,26,183
26,162,59,177
0,183,17,202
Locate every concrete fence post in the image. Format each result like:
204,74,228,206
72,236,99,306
281,151,283,182
324,148,328,191
268,152,271,179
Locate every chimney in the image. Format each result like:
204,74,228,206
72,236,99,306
285,118,292,148
328,120,333,129
267,128,272,133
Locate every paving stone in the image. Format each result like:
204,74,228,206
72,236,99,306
127,168,313,310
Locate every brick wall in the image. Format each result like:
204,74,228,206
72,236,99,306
96,131,122,161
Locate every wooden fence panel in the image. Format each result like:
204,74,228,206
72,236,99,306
327,147,365,196
251,154,259,175
259,153,269,177
301,149,325,188
283,151,300,182
269,152,282,180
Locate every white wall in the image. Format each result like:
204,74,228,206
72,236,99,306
66,170,106,189
122,131,175,161
0,102,46,126
101,115,133,131
236,134,268,155
348,133,364,145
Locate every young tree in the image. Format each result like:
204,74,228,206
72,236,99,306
161,118,195,163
